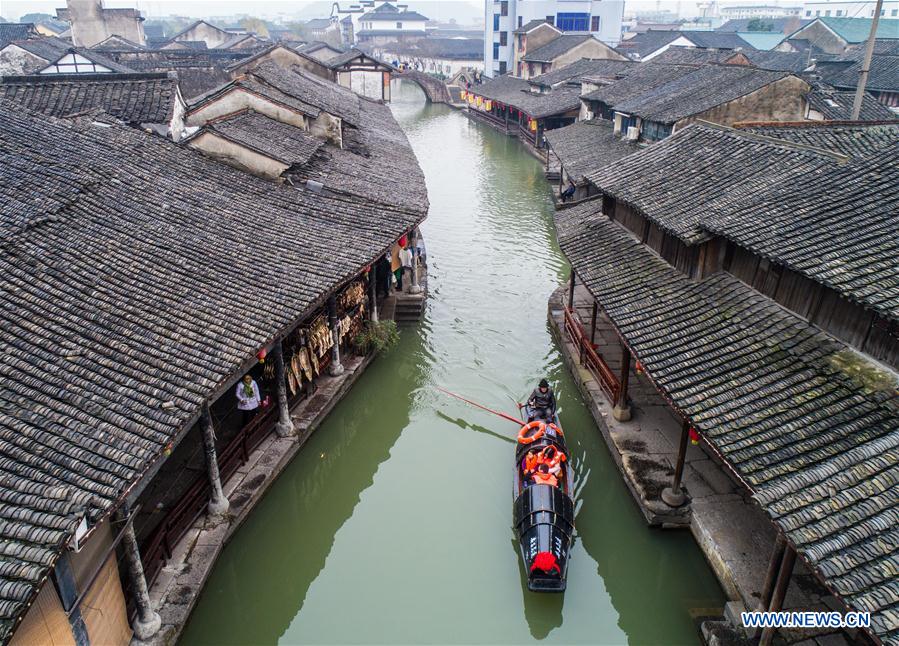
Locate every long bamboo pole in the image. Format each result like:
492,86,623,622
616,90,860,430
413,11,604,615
435,387,524,426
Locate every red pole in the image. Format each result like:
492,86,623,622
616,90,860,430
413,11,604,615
435,387,523,426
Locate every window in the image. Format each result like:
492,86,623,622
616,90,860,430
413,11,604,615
546,15,555,25
836,9,842,15
396,21,402,28
499,61,507,74
892,9,898,16
493,14,500,30
557,12,590,31
805,10,811,15
816,10,820,15
500,31,507,45
493,42,500,59
518,15,523,27
825,10,831,16
501,1,508,16
591,15,600,31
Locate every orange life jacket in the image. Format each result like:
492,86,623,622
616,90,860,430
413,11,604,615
524,453,539,473
532,472,558,487
540,448,566,469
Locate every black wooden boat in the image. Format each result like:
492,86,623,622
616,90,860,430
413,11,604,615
513,406,575,592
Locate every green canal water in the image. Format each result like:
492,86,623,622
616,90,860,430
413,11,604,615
180,80,724,645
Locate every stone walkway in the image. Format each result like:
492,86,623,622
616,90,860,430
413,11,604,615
549,283,851,645
138,353,371,646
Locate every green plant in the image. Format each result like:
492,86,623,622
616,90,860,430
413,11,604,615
354,320,400,355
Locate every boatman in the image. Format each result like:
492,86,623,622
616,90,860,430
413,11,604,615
527,379,557,422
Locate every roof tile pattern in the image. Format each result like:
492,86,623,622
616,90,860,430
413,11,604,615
0,73,177,123
555,206,899,644
544,119,642,182
740,123,899,157
529,58,634,88
472,75,582,118
199,110,324,166
611,65,792,123
580,62,699,105
705,141,899,321
586,123,842,243
0,102,424,640
806,88,899,120
523,34,595,63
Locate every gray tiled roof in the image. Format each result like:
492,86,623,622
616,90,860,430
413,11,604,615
197,110,324,166
648,47,744,66
580,62,698,106
289,98,428,212
0,23,36,48
745,50,816,72
611,64,793,124
678,30,754,50
514,19,556,34
716,17,811,33
704,140,899,321
3,36,70,62
471,74,582,118
614,30,681,59
0,100,424,641
740,123,899,157
805,88,899,121
829,54,899,93
544,119,642,183
555,205,899,645
529,58,634,88
522,34,594,63
0,73,177,124
585,123,844,244
380,38,482,60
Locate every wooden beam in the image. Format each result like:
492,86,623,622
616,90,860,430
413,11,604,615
589,301,598,346
568,268,576,309
759,545,797,646
760,533,787,611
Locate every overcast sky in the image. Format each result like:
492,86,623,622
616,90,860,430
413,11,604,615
1,0,803,23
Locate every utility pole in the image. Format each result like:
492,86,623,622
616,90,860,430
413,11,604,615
850,0,884,120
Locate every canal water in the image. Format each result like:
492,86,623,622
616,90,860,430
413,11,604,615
180,80,724,645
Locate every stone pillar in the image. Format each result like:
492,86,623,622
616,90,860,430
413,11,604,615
117,505,162,641
368,271,379,323
408,241,423,295
328,295,345,377
272,340,295,437
613,344,632,422
661,420,690,507
200,404,229,517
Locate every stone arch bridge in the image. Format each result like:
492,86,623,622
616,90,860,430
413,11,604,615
394,70,452,104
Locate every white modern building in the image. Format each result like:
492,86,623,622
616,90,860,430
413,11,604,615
484,0,624,77
720,5,804,19
332,0,428,44
800,0,899,18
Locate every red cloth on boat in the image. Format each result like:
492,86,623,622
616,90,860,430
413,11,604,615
530,551,561,574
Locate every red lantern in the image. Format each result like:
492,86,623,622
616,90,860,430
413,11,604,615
257,348,267,363
689,427,700,445
635,361,644,375
398,233,408,247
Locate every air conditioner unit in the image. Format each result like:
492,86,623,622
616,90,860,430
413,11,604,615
626,126,639,141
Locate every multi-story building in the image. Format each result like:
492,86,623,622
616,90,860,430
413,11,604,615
720,4,804,19
801,0,899,18
333,1,428,45
484,0,624,77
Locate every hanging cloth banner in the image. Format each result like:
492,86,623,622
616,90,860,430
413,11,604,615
476,96,482,106
460,89,468,100
529,118,537,132
485,100,493,111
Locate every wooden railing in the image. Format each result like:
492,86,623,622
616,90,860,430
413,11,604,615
563,306,620,404
141,404,278,586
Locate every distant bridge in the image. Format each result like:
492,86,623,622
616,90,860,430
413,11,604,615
394,70,452,104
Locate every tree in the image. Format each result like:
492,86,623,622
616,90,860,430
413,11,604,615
746,18,774,32
239,17,269,38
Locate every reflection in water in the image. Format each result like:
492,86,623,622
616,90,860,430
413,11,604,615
180,80,724,646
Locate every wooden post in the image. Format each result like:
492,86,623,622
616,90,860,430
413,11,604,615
328,295,345,376
200,404,229,517
613,343,631,421
589,301,598,346
759,533,787,611
850,0,884,120
759,545,797,646
272,339,295,437
568,269,576,310
368,271,379,323
116,504,161,640
661,420,690,507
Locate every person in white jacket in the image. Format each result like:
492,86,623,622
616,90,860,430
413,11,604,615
236,375,261,428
